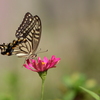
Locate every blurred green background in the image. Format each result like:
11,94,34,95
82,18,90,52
0,0,100,100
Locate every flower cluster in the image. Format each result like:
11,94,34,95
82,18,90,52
23,55,60,72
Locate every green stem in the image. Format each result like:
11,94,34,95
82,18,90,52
41,79,45,100
38,71,47,100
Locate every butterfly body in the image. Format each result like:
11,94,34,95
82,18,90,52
0,12,41,59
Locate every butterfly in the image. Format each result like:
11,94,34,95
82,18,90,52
0,12,41,59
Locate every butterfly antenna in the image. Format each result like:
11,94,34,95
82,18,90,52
36,48,48,54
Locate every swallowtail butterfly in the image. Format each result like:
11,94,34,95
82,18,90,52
0,12,41,59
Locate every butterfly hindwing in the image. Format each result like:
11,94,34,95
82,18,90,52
0,39,26,56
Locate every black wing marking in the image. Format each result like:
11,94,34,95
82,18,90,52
15,12,41,40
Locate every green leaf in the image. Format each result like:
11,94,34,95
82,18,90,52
80,86,100,100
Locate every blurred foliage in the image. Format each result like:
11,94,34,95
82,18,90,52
0,94,13,100
60,72,97,100
80,87,100,100
3,72,20,100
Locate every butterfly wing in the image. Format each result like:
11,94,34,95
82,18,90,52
14,13,41,57
0,12,41,58
0,39,25,56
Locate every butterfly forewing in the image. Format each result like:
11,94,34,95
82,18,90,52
15,12,41,40
15,12,32,39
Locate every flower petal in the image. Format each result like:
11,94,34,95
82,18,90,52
43,57,48,63
23,55,61,72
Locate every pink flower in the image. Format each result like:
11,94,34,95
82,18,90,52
23,55,61,72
